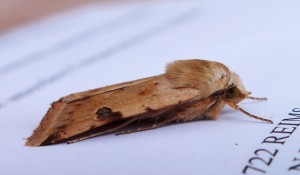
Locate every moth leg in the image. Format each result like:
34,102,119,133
246,92,267,101
116,117,177,135
247,96,267,101
67,117,138,144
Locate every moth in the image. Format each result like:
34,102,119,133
26,59,272,146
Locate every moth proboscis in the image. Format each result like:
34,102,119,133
26,59,272,146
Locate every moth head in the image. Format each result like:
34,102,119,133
224,86,246,103
224,72,249,103
224,72,272,124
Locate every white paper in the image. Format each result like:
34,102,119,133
1,1,300,175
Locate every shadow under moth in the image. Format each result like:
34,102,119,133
26,59,272,146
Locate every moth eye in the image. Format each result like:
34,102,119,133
225,87,240,99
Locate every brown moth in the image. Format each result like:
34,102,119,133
26,59,272,146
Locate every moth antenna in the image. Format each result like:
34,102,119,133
226,101,273,124
247,96,268,101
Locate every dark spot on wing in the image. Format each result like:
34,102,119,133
96,107,123,120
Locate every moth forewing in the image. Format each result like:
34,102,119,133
26,75,203,146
